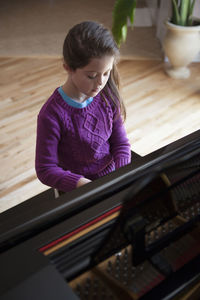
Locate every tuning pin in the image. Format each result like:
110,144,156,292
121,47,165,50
183,209,190,220
140,264,144,272
101,288,106,299
92,280,99,299
75,283,82,298
115,272,120,280
122,269,129,286
155,229,159,240
196,202,200,214
124,248,128,260
115,254,121,268
131,266,136,279
107,260,112,274
146,232,152,245
162,223,166,234
168,221,174,231
93,278,99,291
190,206,196,217
83,280,90,299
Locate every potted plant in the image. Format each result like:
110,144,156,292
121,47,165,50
112,0,137,47
163,0,200,79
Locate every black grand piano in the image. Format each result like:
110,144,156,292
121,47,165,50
0,130,200,300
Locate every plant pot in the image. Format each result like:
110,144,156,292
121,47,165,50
163,20,200,79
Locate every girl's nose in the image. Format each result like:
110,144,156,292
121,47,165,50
97,75,103,86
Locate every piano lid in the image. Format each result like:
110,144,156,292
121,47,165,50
0,130,199,254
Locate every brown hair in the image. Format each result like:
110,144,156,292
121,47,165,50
63,21,126,120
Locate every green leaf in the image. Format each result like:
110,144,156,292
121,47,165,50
128,0,137,26
112,0,137,47
121,25,128,43
171,0,196,26
180,0,190,26
171,0,181,25
188,0,196,25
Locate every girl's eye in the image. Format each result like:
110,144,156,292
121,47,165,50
88,75,96,79
87,71,110,79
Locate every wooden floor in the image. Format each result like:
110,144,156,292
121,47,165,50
0,57,200,213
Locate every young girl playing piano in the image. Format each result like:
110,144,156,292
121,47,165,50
35,21,131,193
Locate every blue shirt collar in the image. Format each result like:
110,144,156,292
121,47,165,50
58,87,93,108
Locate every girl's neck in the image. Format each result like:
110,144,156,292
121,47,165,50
62,80,87,103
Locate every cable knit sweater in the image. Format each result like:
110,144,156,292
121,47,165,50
35,88,131,192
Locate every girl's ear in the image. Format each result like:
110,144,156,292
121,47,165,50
63,63,71,73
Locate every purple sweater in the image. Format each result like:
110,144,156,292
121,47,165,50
35,88,131,192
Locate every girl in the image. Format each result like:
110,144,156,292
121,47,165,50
35,21,131,193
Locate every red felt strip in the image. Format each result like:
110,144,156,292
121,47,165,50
39,205,122,253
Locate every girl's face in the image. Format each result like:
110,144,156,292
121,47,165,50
66,55,114,102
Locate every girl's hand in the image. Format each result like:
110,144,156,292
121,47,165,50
76,177,92,188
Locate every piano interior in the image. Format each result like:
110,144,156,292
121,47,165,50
0,130,200,300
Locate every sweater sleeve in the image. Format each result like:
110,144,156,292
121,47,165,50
109,113,131,169
35,110,83,192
